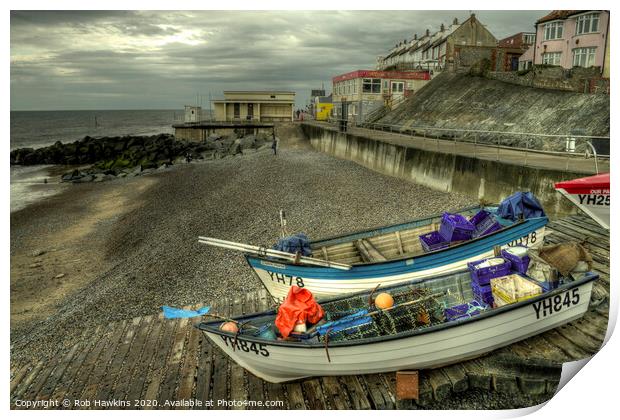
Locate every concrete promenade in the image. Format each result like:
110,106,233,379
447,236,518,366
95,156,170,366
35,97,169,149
305,121,608,175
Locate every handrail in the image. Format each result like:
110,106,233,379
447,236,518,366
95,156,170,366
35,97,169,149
357,120,609,140
310,119,609,173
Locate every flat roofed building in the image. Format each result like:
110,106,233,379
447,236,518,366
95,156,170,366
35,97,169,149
332,69,430,122
212,91,295,122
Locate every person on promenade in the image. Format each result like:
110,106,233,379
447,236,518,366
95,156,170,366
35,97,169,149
272,133,278,155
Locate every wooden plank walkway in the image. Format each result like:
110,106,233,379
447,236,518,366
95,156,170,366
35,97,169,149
10,215,609,409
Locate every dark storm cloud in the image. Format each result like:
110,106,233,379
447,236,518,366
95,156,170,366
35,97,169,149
10,10,547,110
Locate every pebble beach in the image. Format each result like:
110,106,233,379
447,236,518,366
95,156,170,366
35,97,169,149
10,129,477,365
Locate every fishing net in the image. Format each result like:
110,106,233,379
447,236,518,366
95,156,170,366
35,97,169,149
318,286,447,342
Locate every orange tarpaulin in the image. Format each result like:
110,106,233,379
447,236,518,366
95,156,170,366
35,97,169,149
275,286,324,338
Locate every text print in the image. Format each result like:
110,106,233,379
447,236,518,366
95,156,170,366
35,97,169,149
220,335,269,357
266,270,305,287
507,231,538,247
532,288,580,319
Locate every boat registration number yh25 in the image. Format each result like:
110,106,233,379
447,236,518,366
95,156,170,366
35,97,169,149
532,288,580,320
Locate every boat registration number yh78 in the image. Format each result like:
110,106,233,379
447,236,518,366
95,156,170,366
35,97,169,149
532,288,580,320
506,231,538,247
266,270,305,287
219,335,270,357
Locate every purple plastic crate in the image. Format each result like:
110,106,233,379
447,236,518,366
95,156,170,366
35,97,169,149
469,210,502,238
472,282,495,305
467,257,512,286
439,213,475,242
501,248,531,274
419,230,450,253
444,300,486,321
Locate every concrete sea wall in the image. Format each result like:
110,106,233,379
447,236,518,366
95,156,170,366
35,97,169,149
301,123,582,219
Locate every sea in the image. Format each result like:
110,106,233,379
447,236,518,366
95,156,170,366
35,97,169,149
10,109,182,213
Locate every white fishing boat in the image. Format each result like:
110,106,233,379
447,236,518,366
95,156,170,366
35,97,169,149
196,268,597,383
555,173,610,230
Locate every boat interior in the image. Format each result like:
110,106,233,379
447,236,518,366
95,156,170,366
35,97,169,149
201,269,593,346
309,206,510,265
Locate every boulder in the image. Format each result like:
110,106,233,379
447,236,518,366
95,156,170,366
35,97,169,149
72,174,95,183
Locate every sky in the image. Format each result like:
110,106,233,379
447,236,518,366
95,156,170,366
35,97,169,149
10,10,548,110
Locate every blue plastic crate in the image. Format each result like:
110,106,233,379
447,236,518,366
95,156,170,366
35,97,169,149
467,257,512,286
501,248,531,274
469,210,502,238
439,213,475,242
419,230,450,253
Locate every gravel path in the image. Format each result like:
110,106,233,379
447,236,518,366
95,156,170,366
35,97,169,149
10,132,477,365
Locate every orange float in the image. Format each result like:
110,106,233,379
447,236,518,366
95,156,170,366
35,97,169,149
220,321,239,333
374,292,394,309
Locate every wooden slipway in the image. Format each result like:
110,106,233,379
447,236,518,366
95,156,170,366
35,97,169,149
10,215,610,409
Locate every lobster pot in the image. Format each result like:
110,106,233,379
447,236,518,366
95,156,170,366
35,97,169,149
491,274,543,304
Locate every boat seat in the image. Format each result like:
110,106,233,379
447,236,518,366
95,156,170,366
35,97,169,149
354,239,388,262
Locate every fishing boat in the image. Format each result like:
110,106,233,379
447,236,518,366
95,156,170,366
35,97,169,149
196,268,598,383
201,204,548,301
555,173,610,230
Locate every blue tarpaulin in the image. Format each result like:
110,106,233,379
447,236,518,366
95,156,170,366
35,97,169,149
161,305,211,319
273,233,312,256
497,192,546,221
316,310,372,335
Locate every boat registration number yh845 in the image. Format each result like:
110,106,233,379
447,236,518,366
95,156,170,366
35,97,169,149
219,335,270,357
532,288,580,320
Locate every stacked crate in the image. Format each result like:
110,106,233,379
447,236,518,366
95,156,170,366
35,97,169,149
467,257,512,306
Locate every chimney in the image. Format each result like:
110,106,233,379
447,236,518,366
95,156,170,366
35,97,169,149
453,17,458,25
413,33,417,40
425,29,430,37
440,23,445,32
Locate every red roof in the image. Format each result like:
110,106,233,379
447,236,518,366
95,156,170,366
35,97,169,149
332,70,430,83
555,173,610,194
536,10,584,24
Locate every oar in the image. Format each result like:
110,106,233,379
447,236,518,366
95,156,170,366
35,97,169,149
198,236,352,270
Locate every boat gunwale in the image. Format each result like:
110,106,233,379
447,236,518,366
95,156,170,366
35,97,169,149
245,216,548,269
196,271,597,349
308,203,484,248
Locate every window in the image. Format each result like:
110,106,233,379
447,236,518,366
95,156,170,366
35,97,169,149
575,13,599,35
543,21,564,40
573,47,596,67
542,52,562,65
523,33,535,44
362,78,381,93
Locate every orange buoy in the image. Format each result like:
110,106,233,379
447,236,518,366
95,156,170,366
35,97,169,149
374,292,394,309
220,321,239,333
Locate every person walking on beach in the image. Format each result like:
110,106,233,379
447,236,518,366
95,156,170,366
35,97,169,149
271,133,278,155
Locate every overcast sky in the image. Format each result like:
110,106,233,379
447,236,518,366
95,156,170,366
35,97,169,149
10,10,547,110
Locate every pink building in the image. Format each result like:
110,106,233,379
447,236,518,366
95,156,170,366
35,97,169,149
531,10,610,76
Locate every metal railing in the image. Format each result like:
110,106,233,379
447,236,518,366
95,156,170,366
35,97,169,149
321,119,609,174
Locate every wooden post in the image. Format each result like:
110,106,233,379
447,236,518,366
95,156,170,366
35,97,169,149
396,371,419,400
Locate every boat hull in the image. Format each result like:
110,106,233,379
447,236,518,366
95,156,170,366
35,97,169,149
248,221,547,301
201,279,594,383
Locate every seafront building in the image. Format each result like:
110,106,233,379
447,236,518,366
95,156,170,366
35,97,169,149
520,10,610,77
331,70,430,122
376,14,497,73
212,91,296,122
